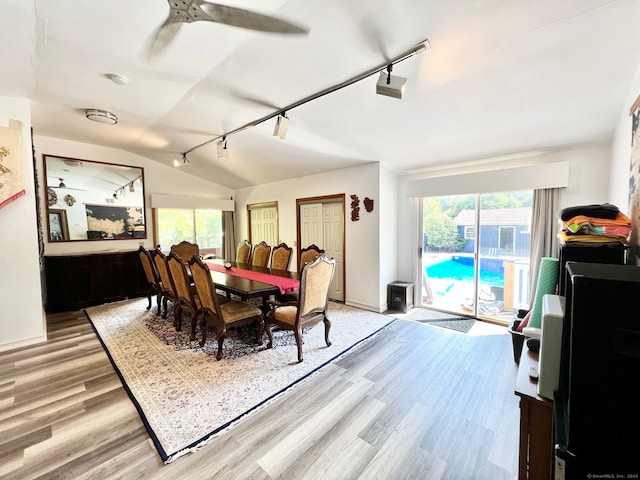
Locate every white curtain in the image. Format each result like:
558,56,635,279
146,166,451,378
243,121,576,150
529,187,562,303
222,211,236,261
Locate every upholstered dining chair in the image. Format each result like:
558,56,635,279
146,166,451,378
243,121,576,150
167,252,200,332
265,253,336,363
189,256,264,360
251,241,271,268
236,240,252,264
153,249,178,320
270,242,293,271
298,244,325,273
138,246,162,313
170,241,199,261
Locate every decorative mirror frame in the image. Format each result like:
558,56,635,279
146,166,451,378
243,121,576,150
43,154,147,242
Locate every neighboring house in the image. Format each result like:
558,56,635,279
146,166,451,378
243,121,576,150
455,207,531,257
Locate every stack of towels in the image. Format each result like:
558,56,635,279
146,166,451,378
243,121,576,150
558,203,631,245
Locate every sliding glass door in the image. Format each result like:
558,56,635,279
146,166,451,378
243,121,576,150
421,191,532,324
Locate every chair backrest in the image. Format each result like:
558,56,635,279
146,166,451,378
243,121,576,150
189,256,222,317
299,244,325,272
153,250,175,296
298,253,336,317
170,241,199,261
138,246,159,285
270,242,293,270
236,240,252,264
167,252,194,306
251,241,271,267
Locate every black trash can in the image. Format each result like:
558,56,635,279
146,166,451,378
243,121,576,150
387,281,414,313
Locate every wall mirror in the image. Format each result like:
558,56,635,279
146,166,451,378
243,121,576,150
43,154,146,242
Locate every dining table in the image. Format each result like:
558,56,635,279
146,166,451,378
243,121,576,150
203,259,299,306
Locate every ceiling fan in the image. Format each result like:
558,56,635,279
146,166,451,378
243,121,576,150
48,178,87,191
144,0,309,60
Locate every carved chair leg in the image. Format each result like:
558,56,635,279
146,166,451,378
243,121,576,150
294,326,303,363
256,317,264,345
156,294,162,315
265,315,274,349
323,315,332,347
162,297,168,319
190,310,199,341
146,292,152,310
198,312,207,347
174,304,183,331
216,329,226,361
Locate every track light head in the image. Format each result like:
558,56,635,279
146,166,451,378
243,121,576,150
376,65,407,99
273,113,289,140
217,136,228,159
174,153,190,168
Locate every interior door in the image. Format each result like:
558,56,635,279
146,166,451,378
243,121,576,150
299,200,344,301
250,205,278,247
300,203,323,248
323,202,344,301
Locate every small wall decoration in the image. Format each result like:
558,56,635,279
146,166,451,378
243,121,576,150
364,197,374,212
64,194,76,206
0,119,26,210
47,187,58,206
350,194,360,221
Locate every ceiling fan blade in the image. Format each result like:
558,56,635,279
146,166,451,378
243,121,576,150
141,21,183,61
199,3,308,35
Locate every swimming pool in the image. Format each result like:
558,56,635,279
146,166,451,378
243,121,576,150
425,258,504,287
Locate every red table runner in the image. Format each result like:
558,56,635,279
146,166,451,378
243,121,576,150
206,262,299,294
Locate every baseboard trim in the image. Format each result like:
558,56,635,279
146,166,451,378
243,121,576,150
0,334,48,353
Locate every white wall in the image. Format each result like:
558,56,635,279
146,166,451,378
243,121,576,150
396,144,612,283
379,163,398,308
0,98,46,351
34,135,234,255
234,162,386,311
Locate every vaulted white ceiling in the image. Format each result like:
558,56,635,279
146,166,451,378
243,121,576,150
3,0,640,189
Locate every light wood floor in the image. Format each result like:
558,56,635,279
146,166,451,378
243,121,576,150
0,309,520,479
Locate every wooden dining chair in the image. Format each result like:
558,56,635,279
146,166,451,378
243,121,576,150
170,241,199,261
236,240,252,264
153,249,179,320
251,241,271,267
299,244,325,273
189,256,264,360
265,253,336,363
270,242,293,271
167,252,200,332
138,246,162,314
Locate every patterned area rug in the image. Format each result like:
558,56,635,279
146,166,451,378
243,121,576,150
84,298,394,463
388,308,476,333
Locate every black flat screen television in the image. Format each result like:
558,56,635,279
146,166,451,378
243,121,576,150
555,261,640,477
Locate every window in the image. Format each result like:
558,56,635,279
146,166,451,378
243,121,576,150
464,226,475,239
156,208,223,256
421,191,532,323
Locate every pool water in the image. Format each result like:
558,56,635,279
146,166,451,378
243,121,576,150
426,259,504,287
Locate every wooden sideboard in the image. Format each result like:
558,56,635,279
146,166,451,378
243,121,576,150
44,250,148,312
514,348,554,480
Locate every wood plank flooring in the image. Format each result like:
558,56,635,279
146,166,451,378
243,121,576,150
0,309,520,479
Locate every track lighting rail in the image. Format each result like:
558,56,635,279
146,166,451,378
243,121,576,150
182,40,428,158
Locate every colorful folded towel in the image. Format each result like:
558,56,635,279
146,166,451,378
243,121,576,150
561,212,631,238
